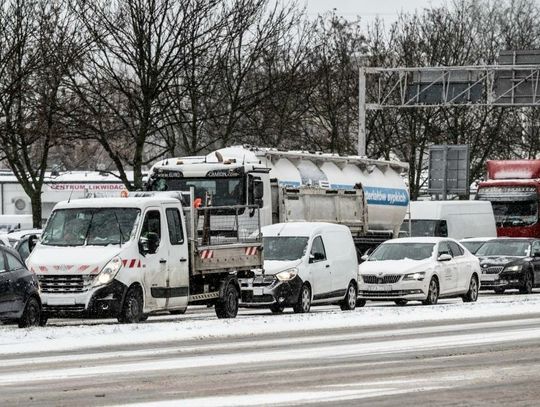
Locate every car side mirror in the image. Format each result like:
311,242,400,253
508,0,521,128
146,232,160,254
437,253,452,262
310,252,324,263
253,180,264,208
533,250,540,258
361,254,369,262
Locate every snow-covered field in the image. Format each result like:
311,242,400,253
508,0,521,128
2,294,540,356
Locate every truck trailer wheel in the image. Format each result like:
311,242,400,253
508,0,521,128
215,284,239,319
118,287,144,323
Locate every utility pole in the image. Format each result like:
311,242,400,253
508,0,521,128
358,66,367,157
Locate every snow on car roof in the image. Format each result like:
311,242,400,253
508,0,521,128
261,222,349,237
381,237,452,244
459,237,496,242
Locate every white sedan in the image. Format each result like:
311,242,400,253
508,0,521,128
358,237,481,306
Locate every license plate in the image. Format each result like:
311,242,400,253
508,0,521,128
47,297,76,306
252,287,264,296
366,285,391,291
481,274,498,282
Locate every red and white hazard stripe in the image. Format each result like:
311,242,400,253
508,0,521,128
199,249,214,259
121,259,142,268
244,247,258,256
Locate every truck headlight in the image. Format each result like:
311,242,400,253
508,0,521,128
276,268,298,281
94,257,122,287
503,265,522,272
403,271,426,281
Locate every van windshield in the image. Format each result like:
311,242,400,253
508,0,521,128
369,243,435,261
263,237,308,261
42,208,140,246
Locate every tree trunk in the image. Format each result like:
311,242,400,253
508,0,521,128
30,192,42,229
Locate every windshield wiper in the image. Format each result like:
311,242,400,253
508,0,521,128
113,210,124,246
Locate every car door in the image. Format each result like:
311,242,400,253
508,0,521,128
437,241,458,294
309,236,331,301
531,240,540,284
0,251,12,314
5,251,28,313
164,206,189,309
449,241,471,292
139,208,168,310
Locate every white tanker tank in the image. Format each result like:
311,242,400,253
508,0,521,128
209,146,409,235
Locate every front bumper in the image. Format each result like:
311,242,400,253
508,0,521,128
239,275,303,307
358,278,427,301
41,280,127,318
481,273,525,290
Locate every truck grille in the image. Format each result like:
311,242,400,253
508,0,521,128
38,275,91,294
484,266,504,274
362,274,402,284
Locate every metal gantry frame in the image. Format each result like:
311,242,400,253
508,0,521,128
357,64,540,156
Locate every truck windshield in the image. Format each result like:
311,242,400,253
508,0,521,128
491,201,538,227
475,240,530,257
42,208,140,246
263,237,308,261
400,220,448,237
369,243,435,261
150,177,244,206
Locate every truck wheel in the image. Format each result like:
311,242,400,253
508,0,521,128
340,283,357,311
422,277,439,305
293,284,311,313
394,299,408,306
519,271,533,294
18,297,41,328
118,287,144,323
270,304,285,314
494,288,505,294
462,275,479,303
215,284,239,319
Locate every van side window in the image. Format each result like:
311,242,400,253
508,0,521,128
448,241,464,257
310,236,326,262
166,208,184,245
436,220,448,237
141,210,161,240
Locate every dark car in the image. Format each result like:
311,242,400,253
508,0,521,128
477,238,540,294
0,246,42,327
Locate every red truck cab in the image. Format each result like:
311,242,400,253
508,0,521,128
476,160,540,238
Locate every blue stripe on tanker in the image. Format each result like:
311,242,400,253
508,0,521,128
277,181,409,207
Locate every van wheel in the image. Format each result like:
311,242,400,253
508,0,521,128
293,284,311,313
118,287,144,323
270,304,285,314
422,277,439,305
340,283,357,311
18,297,41,328
215,284,239,319
394,299,408,306
462,276,479,303
519,271,534,294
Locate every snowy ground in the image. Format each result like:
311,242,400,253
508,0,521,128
2,293,540,356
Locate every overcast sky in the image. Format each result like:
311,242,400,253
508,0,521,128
302,0,447,25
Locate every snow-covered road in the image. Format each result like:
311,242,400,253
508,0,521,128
3,293,540,406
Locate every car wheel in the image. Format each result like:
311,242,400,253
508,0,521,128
519,271,533,294
18,297,41,328
356,299,366,308
270,303,285,314
293,284,311,313
494,288,505,294
118,287,144,323
215,284,239,319
462,275,479,303
422,277,439,305
340,283,357,311
39,312,49,327
394,299,408,306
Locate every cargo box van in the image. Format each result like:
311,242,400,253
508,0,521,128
401,201,497,240
240,222,358,313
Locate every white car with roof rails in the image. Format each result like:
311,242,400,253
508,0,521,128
240,222,359,313
358,237,481,306
460,237,495,255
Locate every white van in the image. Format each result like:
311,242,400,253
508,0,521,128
401,201,496,240
240,222,358,313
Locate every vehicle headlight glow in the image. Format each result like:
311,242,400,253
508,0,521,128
503,265,522,272
275,268,298,281
94,257,122,287
403,271,426,281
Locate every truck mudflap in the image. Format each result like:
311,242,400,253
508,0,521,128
194,243,263,274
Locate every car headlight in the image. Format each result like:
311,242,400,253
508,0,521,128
503,265,522,272
275,268,298,281
403,271,426,281
94,257,122,287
